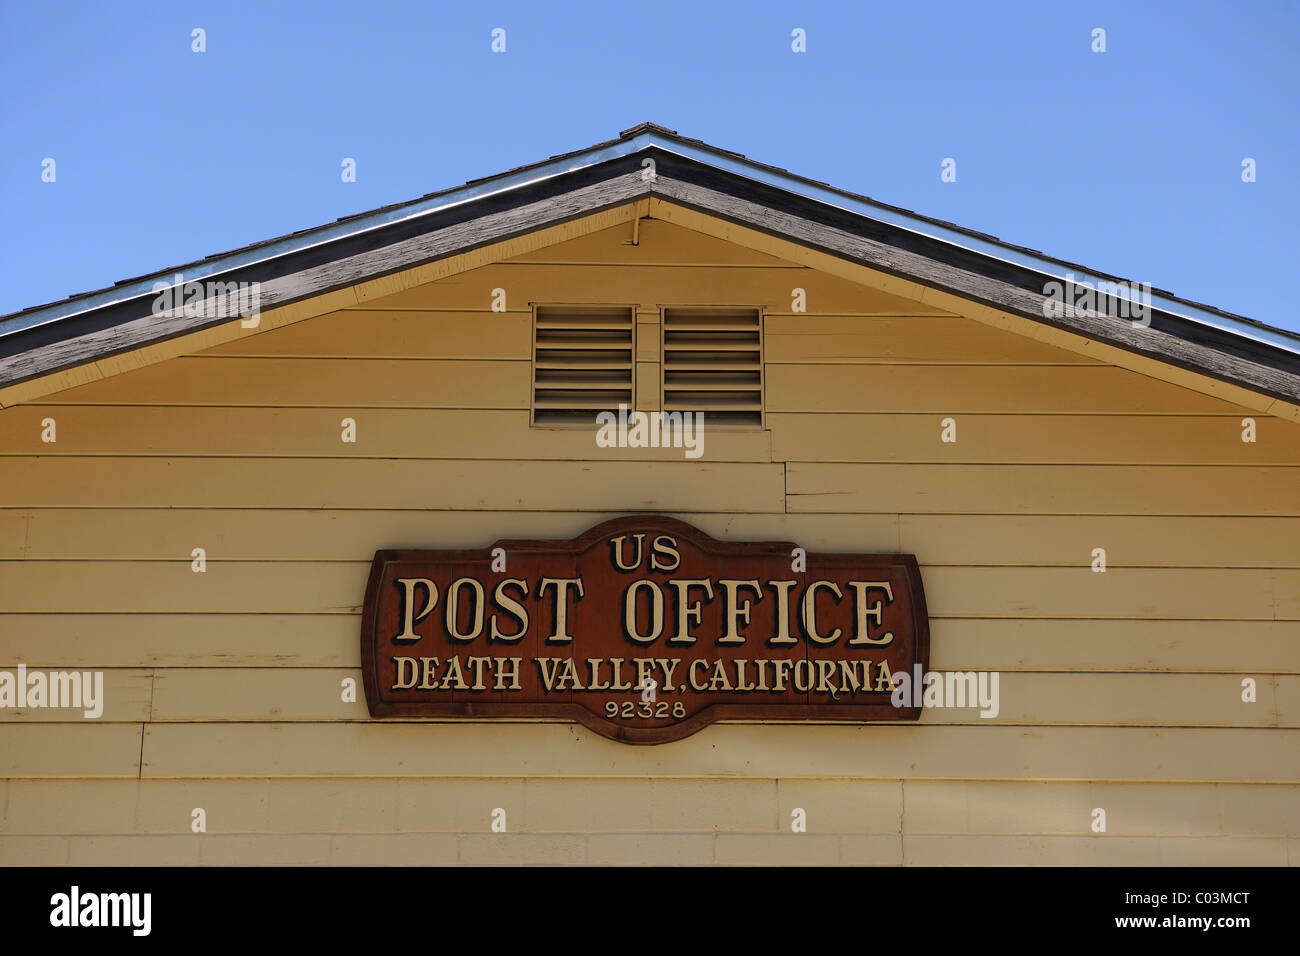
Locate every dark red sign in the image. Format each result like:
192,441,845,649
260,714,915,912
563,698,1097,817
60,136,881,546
360,515,928,743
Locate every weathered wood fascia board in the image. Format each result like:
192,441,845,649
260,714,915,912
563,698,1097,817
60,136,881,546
0,172,650,393
649,174,1300,409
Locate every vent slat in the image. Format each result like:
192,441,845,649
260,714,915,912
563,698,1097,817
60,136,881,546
663,359,760,370
536,316,632,329
537,340,631,351
535,395,632,409
664,383,761,391
663,340,758,352
532,410,607,425
663,395,762,409
535,361,633,370
536,376,633,389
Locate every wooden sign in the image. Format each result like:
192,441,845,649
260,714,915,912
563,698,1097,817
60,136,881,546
360,516,929,744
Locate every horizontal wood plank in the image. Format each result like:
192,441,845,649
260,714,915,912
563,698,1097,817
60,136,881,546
134,722,1300,781
7,510,1298,568
200,311,1096,368
0,669,151,722
35,357,529,408
202,311,532,359
766,365,1247,414
786,463,1300,516
1,778,1293,836
1,561,1292,618
901,779,1300,836
12,509,888,559
149,668,370,722
34,362,1253,421
0,614,356,668
931,619,1300,674
899,834,1288,865
0,724,142,777
922,566,1299,620
0,458,787,511
0,561,367,613
0,406,771,461
0,831,1287,865
898,514,1300,568
13,406,1299,466
764,315,1100,365
769,412,1300,464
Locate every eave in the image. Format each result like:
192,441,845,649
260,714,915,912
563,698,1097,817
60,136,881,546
3,122,1299,418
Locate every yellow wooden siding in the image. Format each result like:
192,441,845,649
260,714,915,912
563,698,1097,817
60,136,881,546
764,314,1100,365
1,723,1271,781
4,509,1299,566
2,778,1291,864
1,213,1298,865
203,311,533,360
787,464,1300,515
7,406,1296,464
2,779,1295,840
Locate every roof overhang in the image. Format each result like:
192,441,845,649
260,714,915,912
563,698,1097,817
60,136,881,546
3,123,1299,414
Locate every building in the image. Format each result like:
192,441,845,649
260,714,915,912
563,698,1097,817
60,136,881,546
1,123,1297,865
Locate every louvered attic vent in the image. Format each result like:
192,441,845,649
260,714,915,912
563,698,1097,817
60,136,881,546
532,306,635,425
662,308,763,426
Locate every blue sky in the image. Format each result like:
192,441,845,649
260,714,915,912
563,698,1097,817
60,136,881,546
2,0,1296,331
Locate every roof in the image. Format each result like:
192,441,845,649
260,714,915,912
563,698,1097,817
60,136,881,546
3,122,1300,408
